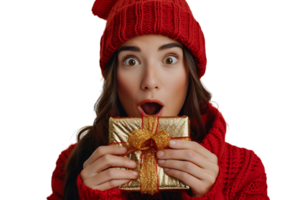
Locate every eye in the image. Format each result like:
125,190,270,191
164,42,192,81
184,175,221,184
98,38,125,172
124,55,137,66
166,54,178,64
124,54,179,66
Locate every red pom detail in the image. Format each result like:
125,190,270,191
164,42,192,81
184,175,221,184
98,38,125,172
92,0,118,20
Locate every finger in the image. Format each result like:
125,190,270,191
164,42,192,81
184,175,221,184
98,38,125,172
157,149,213,170
84,168,139,187
163,168,210,195
157,159,214,179
83,145,127,169
169,140,218,164
88,179,132,191
82,154,137,180
169,140,217,163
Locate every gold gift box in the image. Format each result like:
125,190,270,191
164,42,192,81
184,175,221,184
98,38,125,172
108,116,191,194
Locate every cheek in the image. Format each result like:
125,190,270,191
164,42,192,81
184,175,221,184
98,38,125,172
163,69,188,112
169,71,188,96
117,74,133,98
117,75,129,96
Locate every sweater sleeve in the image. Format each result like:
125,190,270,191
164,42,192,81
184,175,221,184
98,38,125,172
181,151,269,200
180,162,225,200
76,173,129,200
47,144,76,200
230,151,269,200
44,142,126,200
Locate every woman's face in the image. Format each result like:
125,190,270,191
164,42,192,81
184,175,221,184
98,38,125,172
117,34,189,117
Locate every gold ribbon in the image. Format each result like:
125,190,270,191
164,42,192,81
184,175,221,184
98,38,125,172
126,116,170,195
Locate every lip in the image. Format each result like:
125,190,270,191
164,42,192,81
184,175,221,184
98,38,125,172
137,99,164,117
138,106,164,117
138,99,164,107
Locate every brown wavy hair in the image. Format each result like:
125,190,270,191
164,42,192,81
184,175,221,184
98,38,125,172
62,44,212,200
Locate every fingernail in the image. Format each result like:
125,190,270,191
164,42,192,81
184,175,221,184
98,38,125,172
133,171,138,176
120,146,127,151
130,161,136,165
169,141,176,146
157,151,164,158
164,168,169,171
158,160,166,164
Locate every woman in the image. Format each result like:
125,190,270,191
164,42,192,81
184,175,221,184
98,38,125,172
47,0,269,199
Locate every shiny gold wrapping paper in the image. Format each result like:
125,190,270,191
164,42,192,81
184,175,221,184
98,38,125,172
108,116,191,193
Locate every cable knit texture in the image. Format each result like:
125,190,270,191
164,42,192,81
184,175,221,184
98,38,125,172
47,103,270,200
92,0,207,79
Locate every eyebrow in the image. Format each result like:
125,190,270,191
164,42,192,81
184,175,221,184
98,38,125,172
117,43,183,54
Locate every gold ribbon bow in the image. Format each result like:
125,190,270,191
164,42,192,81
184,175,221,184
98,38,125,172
126,116,170,195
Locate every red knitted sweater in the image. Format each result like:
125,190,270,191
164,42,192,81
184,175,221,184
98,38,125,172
47,103,269,200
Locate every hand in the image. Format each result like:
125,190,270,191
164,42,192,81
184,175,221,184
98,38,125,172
156,140,219,197
80,145,139,191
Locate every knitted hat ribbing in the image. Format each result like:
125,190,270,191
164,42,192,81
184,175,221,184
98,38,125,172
92,0,207,79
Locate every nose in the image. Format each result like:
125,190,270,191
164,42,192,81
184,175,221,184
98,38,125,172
140,64,161,91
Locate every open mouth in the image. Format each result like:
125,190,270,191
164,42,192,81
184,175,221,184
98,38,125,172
141,102,163,115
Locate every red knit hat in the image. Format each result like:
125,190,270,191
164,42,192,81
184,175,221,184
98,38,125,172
92,0,207,79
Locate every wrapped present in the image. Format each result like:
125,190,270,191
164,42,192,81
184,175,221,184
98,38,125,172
108,115,191,195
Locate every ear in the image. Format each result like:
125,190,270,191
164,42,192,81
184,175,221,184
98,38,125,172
92,0,118,20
